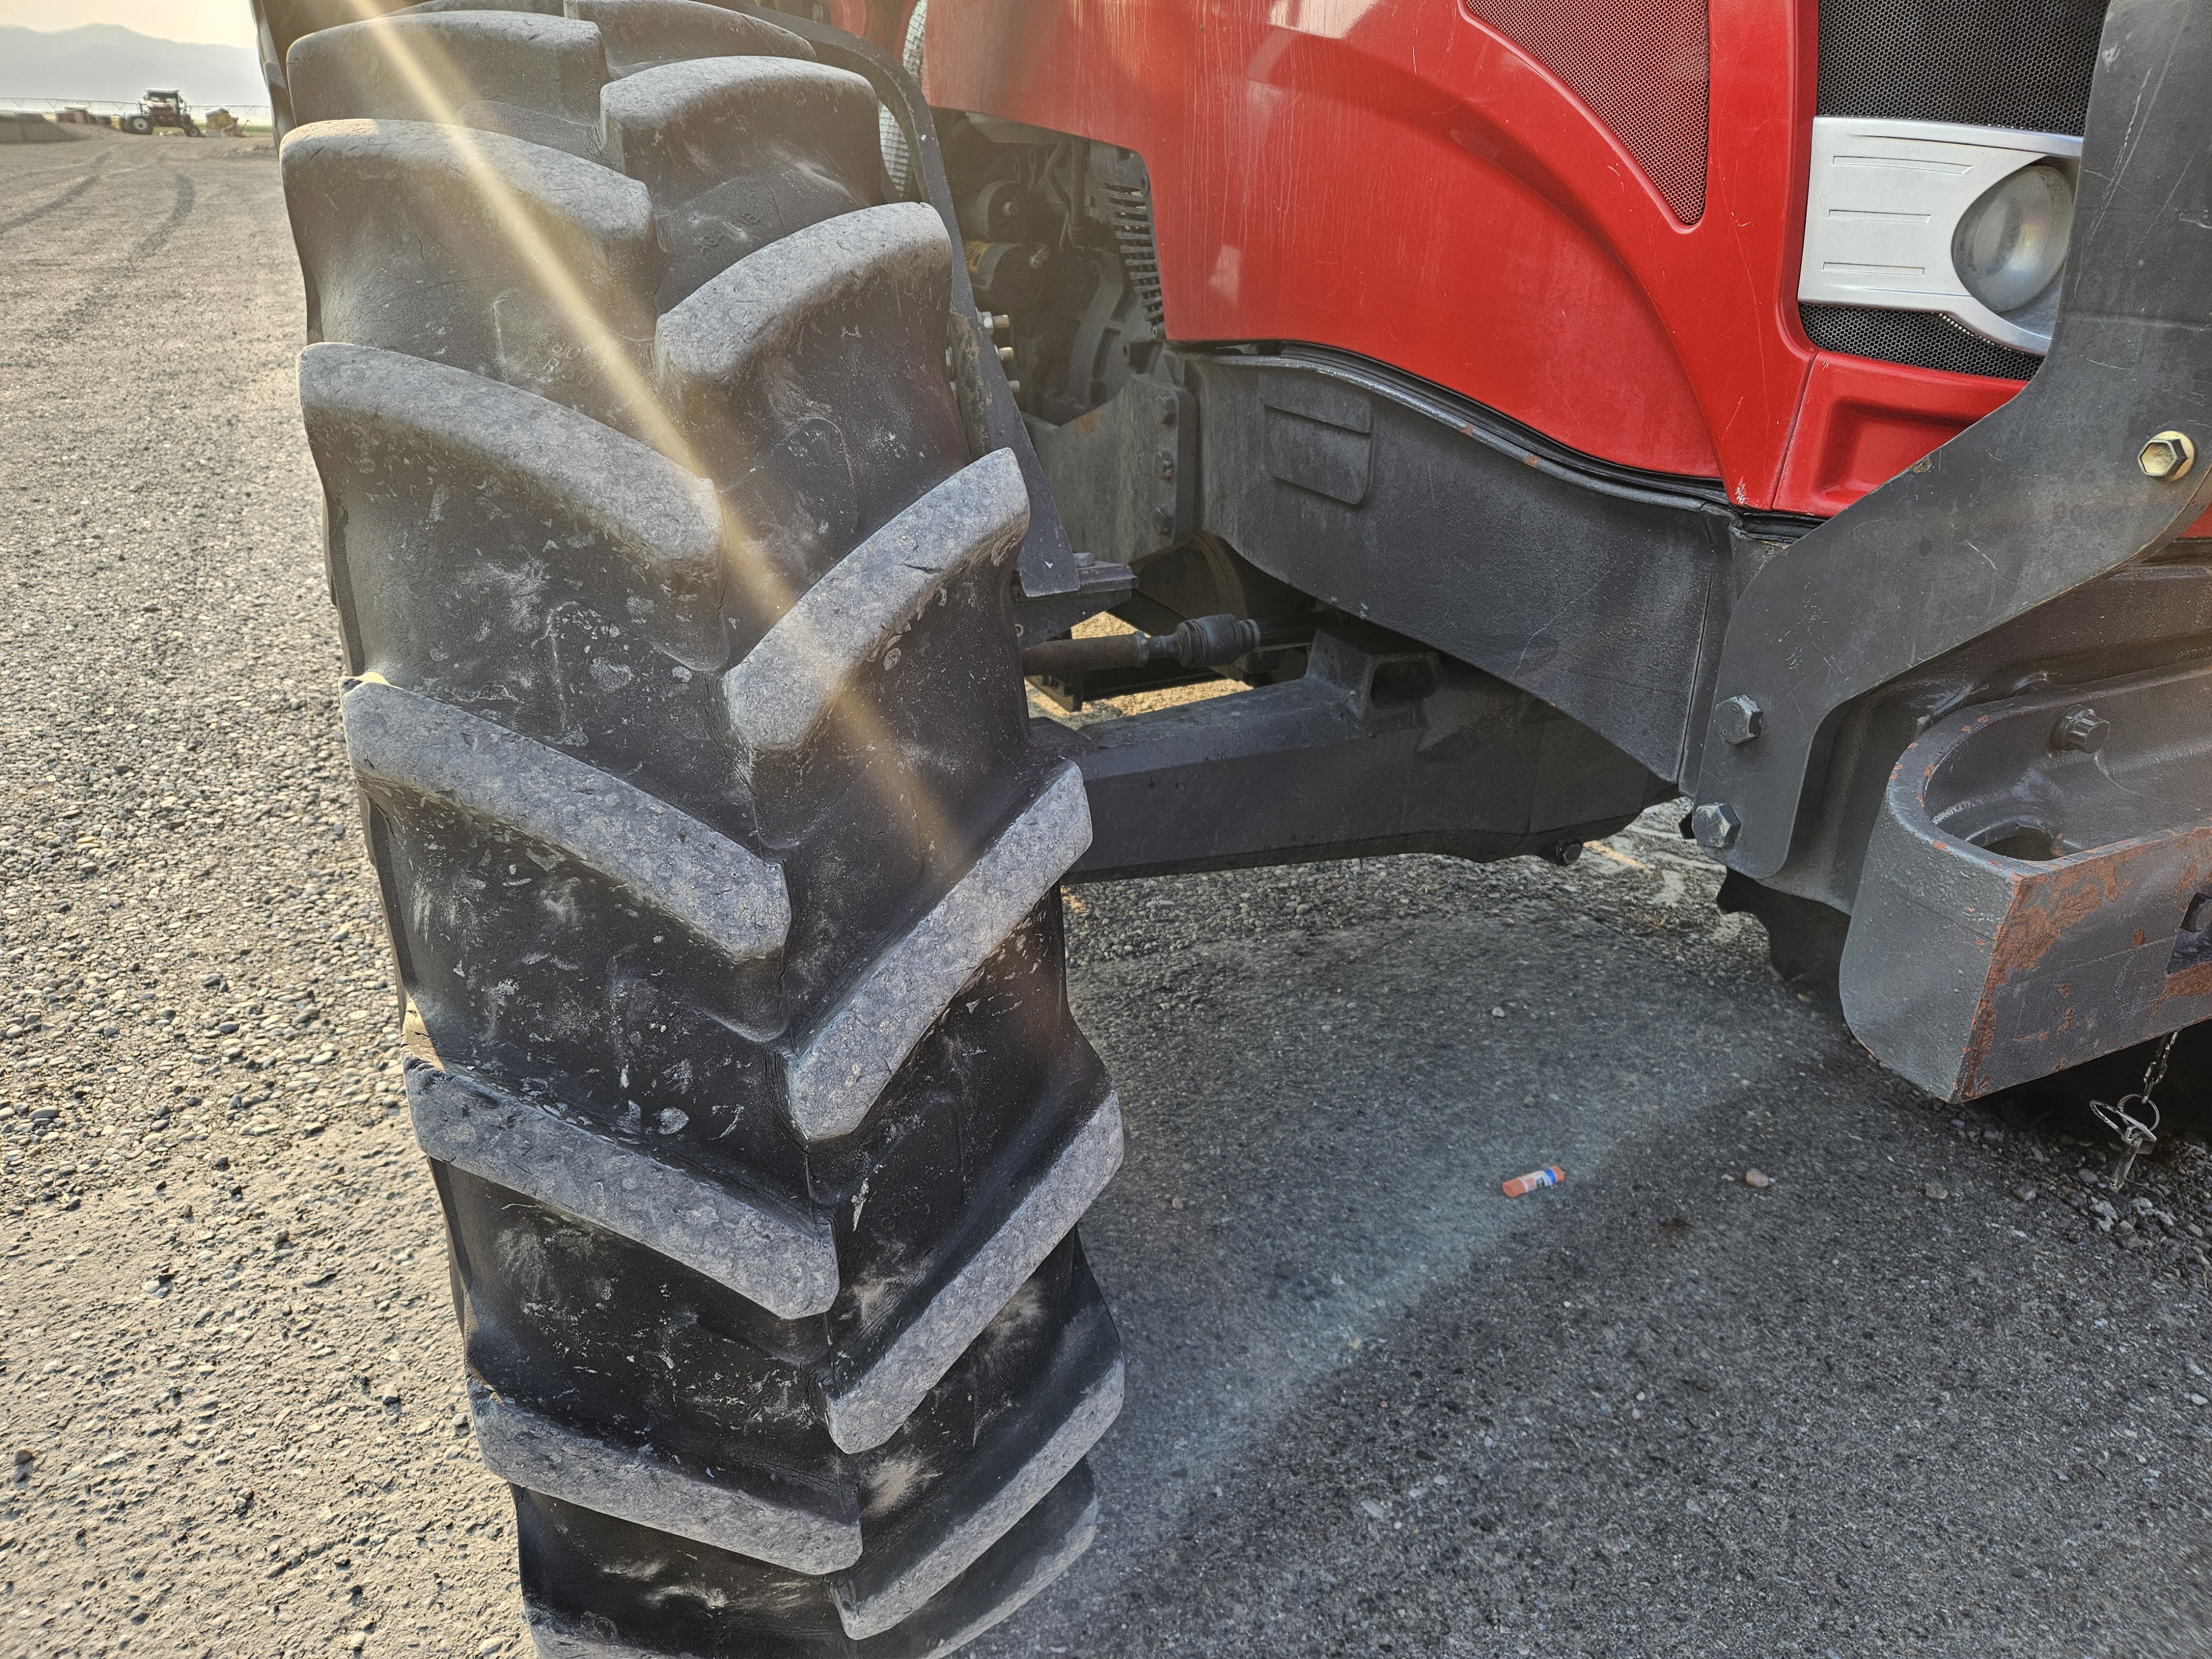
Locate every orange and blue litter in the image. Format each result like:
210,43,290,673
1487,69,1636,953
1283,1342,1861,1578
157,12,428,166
1501,1164,1565,1197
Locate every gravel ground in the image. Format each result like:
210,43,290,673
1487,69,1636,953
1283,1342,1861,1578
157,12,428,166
3,131,2211,1659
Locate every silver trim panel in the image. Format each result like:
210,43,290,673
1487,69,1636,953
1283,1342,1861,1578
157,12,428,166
1798,115,2081,356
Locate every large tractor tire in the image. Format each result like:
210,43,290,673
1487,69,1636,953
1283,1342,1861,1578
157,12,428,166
273,4,1124,1653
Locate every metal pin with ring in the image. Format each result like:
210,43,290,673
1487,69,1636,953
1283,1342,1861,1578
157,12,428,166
2090,1031,2175,1189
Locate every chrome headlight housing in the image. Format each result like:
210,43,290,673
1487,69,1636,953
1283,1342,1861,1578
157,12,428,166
1799,117,2082,357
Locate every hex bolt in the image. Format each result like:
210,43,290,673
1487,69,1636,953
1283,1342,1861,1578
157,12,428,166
2138,430,2195,481
2050,706,2110,753
1691,801,1741,851
1716,694,1764,745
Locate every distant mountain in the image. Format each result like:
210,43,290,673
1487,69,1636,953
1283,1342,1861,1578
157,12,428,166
0,24,266,109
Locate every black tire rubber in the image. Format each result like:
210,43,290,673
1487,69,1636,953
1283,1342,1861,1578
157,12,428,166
270,4,1124,1653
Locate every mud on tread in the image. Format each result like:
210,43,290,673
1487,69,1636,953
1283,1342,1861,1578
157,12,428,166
272,2,1121,1652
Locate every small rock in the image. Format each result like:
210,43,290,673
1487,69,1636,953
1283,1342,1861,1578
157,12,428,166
1924,1182,1948,1201
1743,1170,1771,1190
2187,1394,2209,1408
2011,1183,2037,1202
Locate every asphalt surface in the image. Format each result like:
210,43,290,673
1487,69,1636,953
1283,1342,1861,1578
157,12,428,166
3,129,2210,1659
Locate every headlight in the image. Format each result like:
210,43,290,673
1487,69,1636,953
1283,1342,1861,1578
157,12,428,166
1952,162,2075,317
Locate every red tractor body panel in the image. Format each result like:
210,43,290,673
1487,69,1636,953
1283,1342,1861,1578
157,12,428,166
918,0,2036,514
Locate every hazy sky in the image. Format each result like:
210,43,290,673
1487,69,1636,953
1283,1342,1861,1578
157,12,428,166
1,2,258,48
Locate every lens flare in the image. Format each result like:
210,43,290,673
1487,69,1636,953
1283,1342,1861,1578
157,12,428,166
295,1,978,870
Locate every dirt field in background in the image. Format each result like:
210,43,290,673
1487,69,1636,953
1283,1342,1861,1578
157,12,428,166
3,131,2211,1659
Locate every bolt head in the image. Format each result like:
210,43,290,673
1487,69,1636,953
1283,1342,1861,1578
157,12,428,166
2050,706,2110,753
2138,430,2195,481
1691,801,1741,851
1716,695,1764,746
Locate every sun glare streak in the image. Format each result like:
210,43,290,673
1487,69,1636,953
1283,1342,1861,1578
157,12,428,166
315,5,706,472
302,1,974,873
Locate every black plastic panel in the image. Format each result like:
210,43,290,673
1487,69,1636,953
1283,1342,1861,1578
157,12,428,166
1184,350,1734,782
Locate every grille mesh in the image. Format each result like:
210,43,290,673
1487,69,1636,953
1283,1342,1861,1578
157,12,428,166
1464,0,1710,224
1800,304,2044,380
1815,0,2107,134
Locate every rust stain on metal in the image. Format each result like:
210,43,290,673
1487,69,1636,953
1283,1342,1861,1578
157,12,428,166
1995,860,2123,978
2160,958,2212,1002
1957,830,2212,1098
2155,857,2212,1011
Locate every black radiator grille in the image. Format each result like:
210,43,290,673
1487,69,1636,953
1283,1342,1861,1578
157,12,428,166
1815,0,2106,135
1799,304,2045,382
